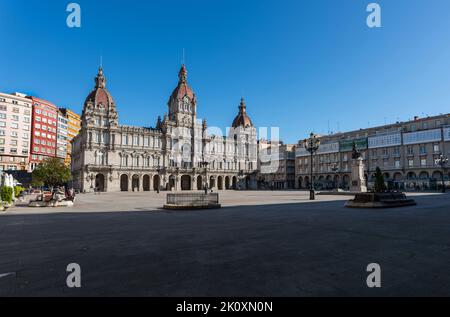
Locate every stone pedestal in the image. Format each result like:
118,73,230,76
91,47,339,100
346,192,416,208
350,158,367,193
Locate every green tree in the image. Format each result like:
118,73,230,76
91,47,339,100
374,167,386,193
31,178,44,188
32,158,72,191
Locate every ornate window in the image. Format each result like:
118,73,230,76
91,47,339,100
132,155,140,167
103,132,109,145
95,151,105,165
93,132,100,143
121,155,128,167
133,135,139,146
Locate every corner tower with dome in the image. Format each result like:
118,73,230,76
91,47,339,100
71,65,258,193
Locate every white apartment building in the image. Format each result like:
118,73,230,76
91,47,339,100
295,114,450,191
0,92,32,171
56,110,69,159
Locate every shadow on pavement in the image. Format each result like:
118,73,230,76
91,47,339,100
0,193,449,297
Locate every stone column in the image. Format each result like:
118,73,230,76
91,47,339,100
175,177,180,191
104,173,109,192
350,158,368,193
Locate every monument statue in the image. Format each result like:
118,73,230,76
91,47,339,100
350,141,367,193
352,141,362,160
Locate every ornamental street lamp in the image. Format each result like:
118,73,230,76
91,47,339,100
201,119,212,195
303,133,321,200
156,166,163,194
89,173,95,190
435,154,449,193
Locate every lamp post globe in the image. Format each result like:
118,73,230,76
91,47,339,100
304,133,321,200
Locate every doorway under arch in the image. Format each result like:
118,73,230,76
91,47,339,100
342,175,350,189
298,177,303,189
153,175,160,192
95,174,105,192
304,176,310,189
181,175,192,191
143,175,151,191
132,175,140,192
120,174,129,192
393,172,403,181
225,176,231,190
217,176,224,190
333,175,340,189
168,175,176,191
197,175,203,191
131,175,140,192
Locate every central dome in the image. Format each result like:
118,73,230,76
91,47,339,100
232,98,254,128
84,67,114,108
169,64,197,104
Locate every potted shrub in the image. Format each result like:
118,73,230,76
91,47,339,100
14,186,24,198
1,186,14,210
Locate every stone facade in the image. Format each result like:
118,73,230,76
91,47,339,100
0,92,32,171
59,108,81,166
72,65,258,192
257,141,296,189
29,97,58,170
56,109,68,160
295,114,450,191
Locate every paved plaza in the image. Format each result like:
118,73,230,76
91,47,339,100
1,191,450,296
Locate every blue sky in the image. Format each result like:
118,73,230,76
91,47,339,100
1,0,450,143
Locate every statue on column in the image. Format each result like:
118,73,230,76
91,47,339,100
352,142,362,160
350,141,367,193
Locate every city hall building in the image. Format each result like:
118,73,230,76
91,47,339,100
71,65,258,192
295,114,450,191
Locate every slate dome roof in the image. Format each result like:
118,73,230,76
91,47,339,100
232,98,253,128
84,67,114,107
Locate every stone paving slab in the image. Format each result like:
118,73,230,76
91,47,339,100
0,191,449,296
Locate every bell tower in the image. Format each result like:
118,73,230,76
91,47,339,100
82,67,118,128
167,64,197,126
